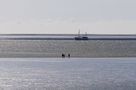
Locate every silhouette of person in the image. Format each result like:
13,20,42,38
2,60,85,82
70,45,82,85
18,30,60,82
68,53,70,58
62,53,65,58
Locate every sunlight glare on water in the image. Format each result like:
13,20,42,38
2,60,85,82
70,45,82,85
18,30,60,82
0,58,135,90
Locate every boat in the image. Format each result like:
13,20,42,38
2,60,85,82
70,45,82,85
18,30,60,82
74,30,89,40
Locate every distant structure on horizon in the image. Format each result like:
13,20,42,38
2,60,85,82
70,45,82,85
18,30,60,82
74,30,89,40
0,34,135,40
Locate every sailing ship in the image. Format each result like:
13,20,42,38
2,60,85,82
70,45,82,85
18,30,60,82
74,30,89,40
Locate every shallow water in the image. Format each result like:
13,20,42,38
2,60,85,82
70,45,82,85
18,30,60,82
0,58,135,90
0,40,136,57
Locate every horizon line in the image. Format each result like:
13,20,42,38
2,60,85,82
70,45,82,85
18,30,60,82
0,33,136,35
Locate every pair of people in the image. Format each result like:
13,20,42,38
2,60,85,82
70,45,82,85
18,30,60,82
62,53,70,58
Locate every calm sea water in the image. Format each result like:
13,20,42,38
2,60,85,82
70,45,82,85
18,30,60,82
0,58,136,90
0,40,136,57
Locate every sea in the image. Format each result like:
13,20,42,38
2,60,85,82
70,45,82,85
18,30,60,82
0,58,136,90
0,40,135,57
0,35,135,89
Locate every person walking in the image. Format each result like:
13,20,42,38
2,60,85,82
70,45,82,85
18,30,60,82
68,53,70,58
62,53,65,58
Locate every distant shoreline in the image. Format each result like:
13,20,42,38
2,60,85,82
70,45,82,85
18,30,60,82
0,34,136,40
1,38,136,40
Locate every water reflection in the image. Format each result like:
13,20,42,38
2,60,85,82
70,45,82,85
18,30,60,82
0,58,135,90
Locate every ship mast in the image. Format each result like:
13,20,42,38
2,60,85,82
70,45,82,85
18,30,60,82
78,29,81,37
85,32,87,36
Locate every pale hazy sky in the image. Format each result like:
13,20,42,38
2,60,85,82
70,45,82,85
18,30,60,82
0,0,136,34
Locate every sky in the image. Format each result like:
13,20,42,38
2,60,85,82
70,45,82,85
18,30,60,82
0,0,135,34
